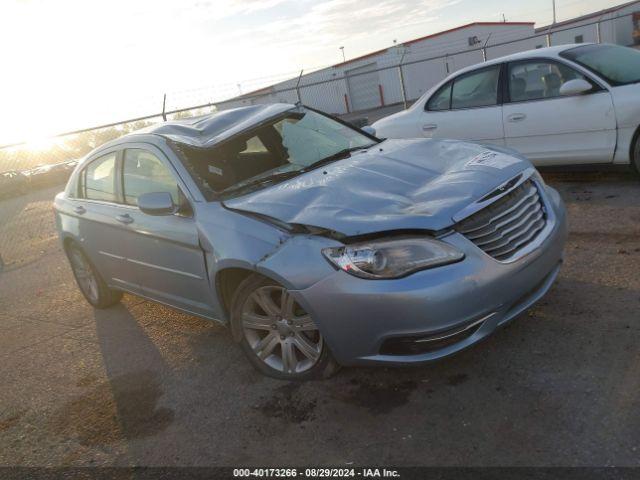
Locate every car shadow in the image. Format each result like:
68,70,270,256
53,302,176,462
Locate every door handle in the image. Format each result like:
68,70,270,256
422,124,438,131
508,113,526,122
115,214,134,224
73,206,86,215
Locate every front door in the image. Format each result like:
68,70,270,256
119,145,216,318
502,59,617,165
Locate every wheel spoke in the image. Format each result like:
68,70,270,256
280,290,295,318
293,333,320,361
69,249,98,301
253,332,279,359
243,284,323,375
251,289,280,317
242,312,273,331
293,315,317,332
281,341,298,373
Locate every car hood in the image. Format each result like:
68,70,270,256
223,139,530,237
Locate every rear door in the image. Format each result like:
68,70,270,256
502,58,616,165
74,149,138,290
420,64,505,145
119,144,216,318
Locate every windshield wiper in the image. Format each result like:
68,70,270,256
219,170,302,197
219,145,374,198
302,145,373,171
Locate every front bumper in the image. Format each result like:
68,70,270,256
292,185,567,366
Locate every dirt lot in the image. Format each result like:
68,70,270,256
0,171,639,467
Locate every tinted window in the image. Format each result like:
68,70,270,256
508,61,588,102
451,66,500,109
123,149,179,206
561,44,640,86
427,82,451,111
83,152,117,202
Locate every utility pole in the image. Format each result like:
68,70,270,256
552,0,557,24
339,46,345,63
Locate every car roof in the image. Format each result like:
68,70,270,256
452,43,590,77
95,103,297,154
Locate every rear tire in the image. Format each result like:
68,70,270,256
230,274,340,380
66,242,122,309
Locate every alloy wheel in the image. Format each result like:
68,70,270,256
69,247,99,304
241,285,323,374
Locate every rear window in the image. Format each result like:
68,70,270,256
561,44,640,86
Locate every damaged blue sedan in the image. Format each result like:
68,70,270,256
55,104,567,380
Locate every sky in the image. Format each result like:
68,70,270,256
0,0,620,145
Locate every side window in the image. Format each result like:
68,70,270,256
426,82,452,111
82,152,117,202
451,66,501,109
508,61,589,102
122,149,179,206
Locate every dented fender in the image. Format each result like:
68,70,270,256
255,234,342,290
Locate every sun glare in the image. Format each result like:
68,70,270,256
22,136,61,152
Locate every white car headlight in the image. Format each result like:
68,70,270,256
322,236,464,279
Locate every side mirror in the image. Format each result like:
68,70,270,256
137,192,177,216
559,79,593,96
361,125,376,137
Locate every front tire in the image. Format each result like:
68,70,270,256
66,243,122,309
632,134,640,177
230,274,339,380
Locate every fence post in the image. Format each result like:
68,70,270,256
546,33,552,47
378,84,385,107
596,21,602,43
162,94,167,121
295,69,304,104
481,33,492,62
344,94,350,113
398,52,408,110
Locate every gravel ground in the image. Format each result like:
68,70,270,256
0,171,639,467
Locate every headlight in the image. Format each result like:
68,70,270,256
322,236,464,279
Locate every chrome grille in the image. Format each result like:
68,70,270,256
456,180,546,261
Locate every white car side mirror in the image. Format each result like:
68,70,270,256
361,126,376,137
559,79,593,96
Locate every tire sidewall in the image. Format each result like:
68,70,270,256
633,135,640,176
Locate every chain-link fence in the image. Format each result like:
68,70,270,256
0,10,636,270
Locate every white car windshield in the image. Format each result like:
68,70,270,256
561,44,640,86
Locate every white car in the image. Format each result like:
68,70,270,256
372,43,640,173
